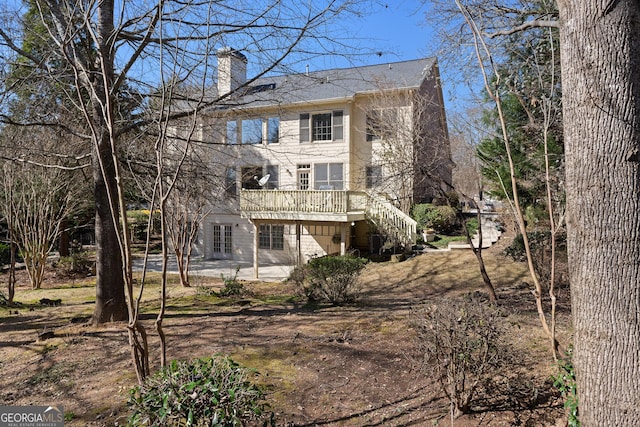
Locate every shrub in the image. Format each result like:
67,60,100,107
288,264,316,300
305,255,368,304
0,243,11,266
503,231,548,262
0,243,22,265
412,204,459,234
127,209,161,241
56,251,93,276
413,297,505,418
218,266,246,297
465,217,479,236
127,355,270,426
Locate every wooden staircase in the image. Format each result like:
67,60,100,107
365,192,417,247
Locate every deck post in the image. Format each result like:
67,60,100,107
340,223,347,255
253,220,259,279
296,221,302,265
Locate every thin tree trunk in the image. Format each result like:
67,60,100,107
8,241,16,304
460,207,497,303
59,219,70,257
558,1,640,424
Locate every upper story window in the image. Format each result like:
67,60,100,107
366,165,383,188
267,117,280,144
366,110,383,142
312,113,332,140
367,108,399,142
225,117,280,145
299,110,343,143
239,165,279,189
241,166,262,189
297,164,311,190
242,119,263,144
225,167,237,196
226,120,238,144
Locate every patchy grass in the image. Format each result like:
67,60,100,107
429,234,468,249
0,247,569,427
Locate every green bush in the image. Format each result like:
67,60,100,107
0,243,11,266
127,355,270,426
412,204,459,234
465,217,479,236
218,266,246,297
553,347,579,426
56,251,93,276
305,255,368,304
0,243,22,265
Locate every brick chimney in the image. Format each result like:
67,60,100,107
217,48,247,96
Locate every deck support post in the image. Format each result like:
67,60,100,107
340,223,347,255
253,220,259,279
296,221,302,265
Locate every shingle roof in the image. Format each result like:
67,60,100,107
229,57,438,108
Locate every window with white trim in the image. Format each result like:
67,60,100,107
297,164,310,190
226,120,238,144
314,163,343,190
366,110,383,141
212,225,232,254
299,110,344,143
225,167,237,196
265,165,279,189
241,166,262,189
259,224,284,250
242,118,263,144
267,117,280,144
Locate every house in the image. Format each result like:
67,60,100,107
189,49,452,278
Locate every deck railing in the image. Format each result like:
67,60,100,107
240,189,416,244
365,193,417,245
240,189,364,214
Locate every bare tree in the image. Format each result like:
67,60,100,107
425,0,640,421
1,160,81,289
452,0,561,358
1,0,373,382
164,164,213,288
449,113,484,202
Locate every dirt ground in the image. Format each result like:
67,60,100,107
0,241,571,426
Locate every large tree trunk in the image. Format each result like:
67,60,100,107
91,0,127,324
91,133,127,323
558,1,640,424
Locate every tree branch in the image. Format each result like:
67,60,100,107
487,19,559,38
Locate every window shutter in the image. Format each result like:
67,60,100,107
333,110,343,140
299,113,309,143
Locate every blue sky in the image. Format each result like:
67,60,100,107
353,2,434,64
303,1,473,115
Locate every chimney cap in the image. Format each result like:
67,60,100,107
216,47,247,61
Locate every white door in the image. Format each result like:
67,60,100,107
297,164,310,190
210,224,233,259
